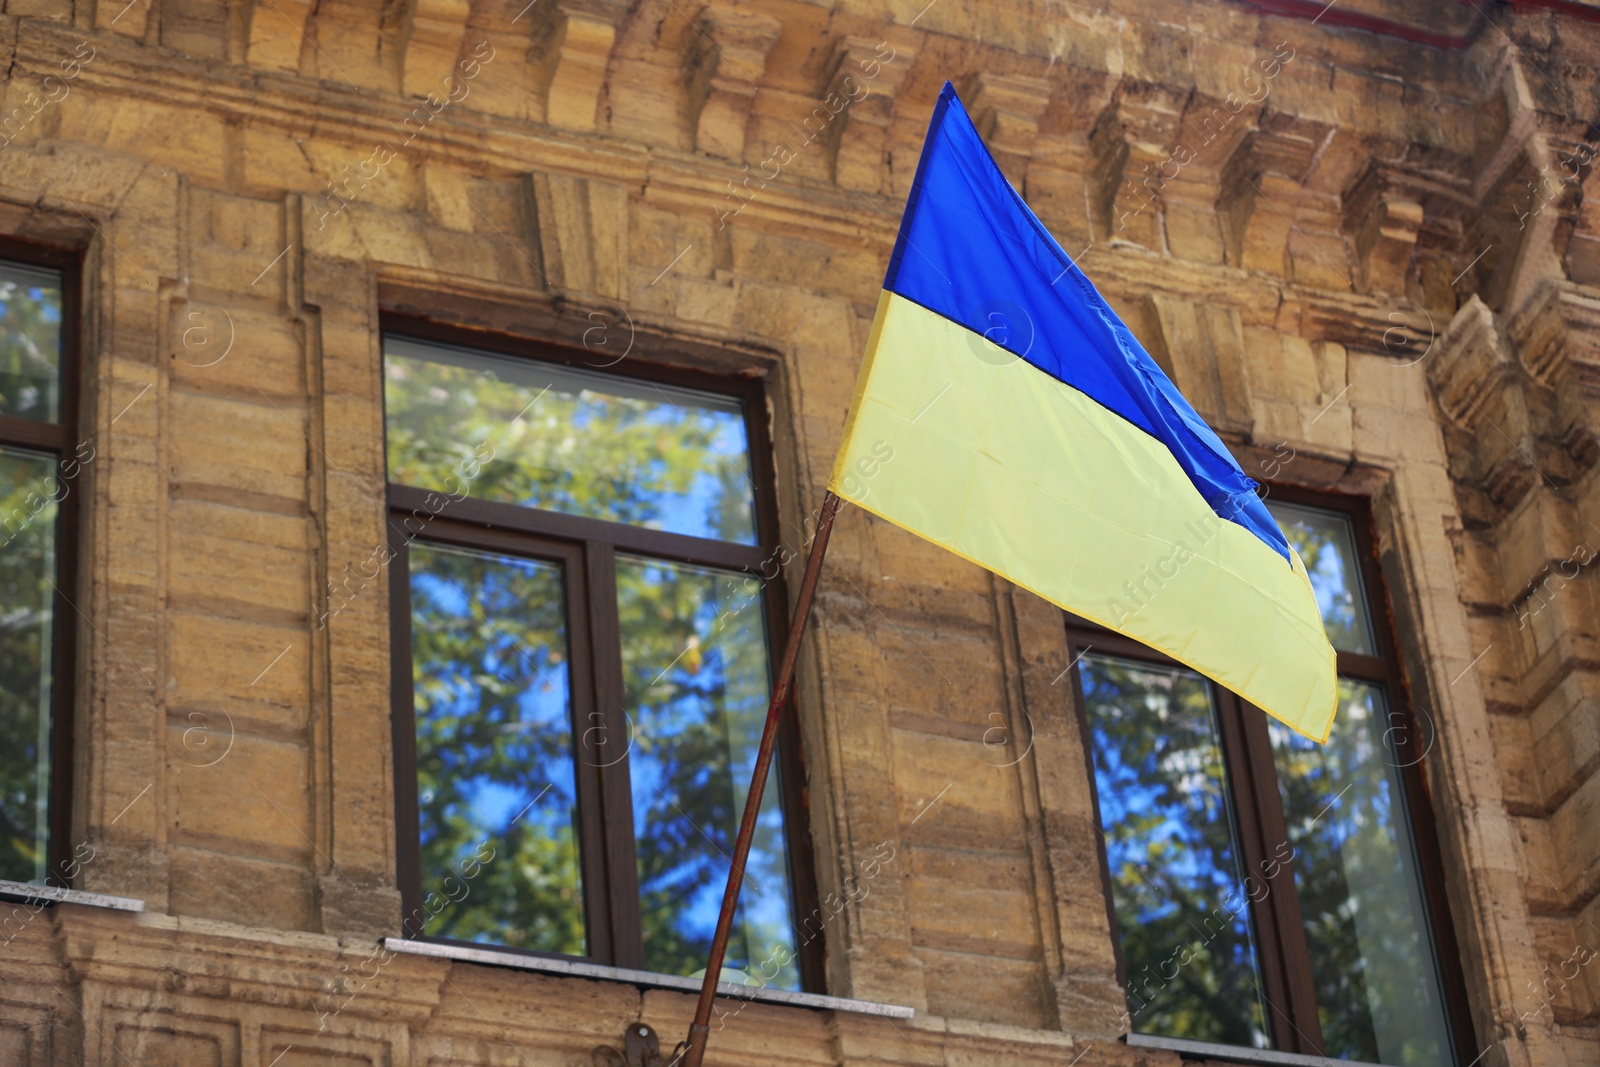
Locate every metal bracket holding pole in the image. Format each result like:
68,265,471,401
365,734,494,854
593,1023,667,1067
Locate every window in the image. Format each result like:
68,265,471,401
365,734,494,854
1069,489,1472,1065
0,250,79,889
383,328,820,991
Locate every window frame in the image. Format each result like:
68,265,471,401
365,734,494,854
1067,484,1475,1063
0,237,81,891
381,313,825,991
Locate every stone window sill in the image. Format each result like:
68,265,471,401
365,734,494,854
1127,1032,1389,1067
0,879,144,912
383,938,916,1019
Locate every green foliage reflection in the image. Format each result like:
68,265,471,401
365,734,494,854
1266,501,1374,654
0,263,61,423
409,542,585,954
1081,654,1270,1047
1271,684,1451,1066
618,556,799,990
385,340,757,543
0,446,57,884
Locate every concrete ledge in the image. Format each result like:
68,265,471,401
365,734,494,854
0,879,145,912
384,937,916,1019
1126,1032,1388,1067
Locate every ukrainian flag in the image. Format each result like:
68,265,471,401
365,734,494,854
830,83,1337,742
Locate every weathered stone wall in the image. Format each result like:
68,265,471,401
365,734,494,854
0,0,1597,1063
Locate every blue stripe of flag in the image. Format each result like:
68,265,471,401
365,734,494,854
882,82,1290,564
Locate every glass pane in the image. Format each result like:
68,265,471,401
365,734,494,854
1265,501,1375,654
408,541,585,954
1080,654,1272,1047
1271,682,1453,1066
0,261,61,424
0,446,58,884
385,337,758,544
617,555,799,990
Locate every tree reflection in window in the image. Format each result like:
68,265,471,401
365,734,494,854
617,556,797,989
0,260,63,885
1081,654,1271,1047
386,335,806,987
408,542,585,954
1270,682,1451,1065
0,447,58,885
386,339,757,544
1268,502,1374,655
1265,499,1453,1065
0,262,61,423
1077,495,1458,1064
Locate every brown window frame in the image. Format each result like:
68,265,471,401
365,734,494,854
0,236,82,892
1066,484,1476,1063
382,313,825,991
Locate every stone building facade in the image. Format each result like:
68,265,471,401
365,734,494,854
0,0,1598,1063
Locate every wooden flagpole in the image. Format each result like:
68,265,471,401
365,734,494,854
677,490,844,1067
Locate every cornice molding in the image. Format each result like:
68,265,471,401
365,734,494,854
0,15,1499,355
1506,278,1600,389
15,20,652,191
1429,295,1521,431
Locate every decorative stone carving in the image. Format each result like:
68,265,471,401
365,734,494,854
527,0,634,132
683,5,783,159
247,0,315,73
1343,165,1424,297
831,35,911,193
402,0,471,99
960,72,1050,190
